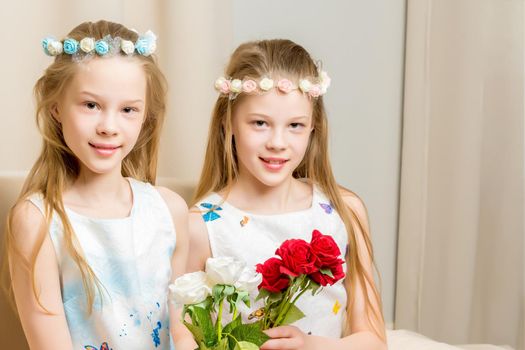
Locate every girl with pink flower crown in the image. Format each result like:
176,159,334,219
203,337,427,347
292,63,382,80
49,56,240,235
184,39,386,350
3,20,189,349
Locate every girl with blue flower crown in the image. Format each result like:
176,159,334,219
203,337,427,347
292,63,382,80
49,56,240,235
3,20,189,350
183,39,386,350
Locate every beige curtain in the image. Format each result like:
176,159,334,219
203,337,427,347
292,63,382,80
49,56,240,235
395,1,524,349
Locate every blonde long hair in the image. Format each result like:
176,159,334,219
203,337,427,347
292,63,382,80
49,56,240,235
2,20,167,313
193,39,385,340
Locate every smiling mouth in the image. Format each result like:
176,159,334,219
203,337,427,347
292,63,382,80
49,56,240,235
89,143,121,150
259,157,288,164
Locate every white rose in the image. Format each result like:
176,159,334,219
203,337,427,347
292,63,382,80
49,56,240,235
169,271,211,306
259,77,274,91
80,38,95,53
234,266,262,293
206,257,245,285
121,39,135,55
299,79,312,93
215,77,227,90
47,40,63,56
230,79,242,93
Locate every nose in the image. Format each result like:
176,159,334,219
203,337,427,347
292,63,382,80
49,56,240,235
266,128,287,151
96,111,118,136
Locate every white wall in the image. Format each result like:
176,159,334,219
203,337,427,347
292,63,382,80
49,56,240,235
231,0,406,325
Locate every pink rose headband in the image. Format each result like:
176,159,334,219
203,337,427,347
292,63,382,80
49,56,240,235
214,71,331,100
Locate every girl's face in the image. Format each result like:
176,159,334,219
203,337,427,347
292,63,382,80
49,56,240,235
232,88,314,188
56,56,147,177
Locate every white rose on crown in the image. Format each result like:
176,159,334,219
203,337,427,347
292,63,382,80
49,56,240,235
80,37,95,53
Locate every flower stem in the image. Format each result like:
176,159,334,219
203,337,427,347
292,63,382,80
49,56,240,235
273,275,306,327
290,285,308,306
217,299,224,341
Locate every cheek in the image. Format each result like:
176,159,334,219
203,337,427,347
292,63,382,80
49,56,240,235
234,126,255,149
125,117,146,143
294,133,312,152
61,116,89,141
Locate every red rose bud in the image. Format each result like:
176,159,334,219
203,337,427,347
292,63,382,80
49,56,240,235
275,239,317,276
256,257,290,293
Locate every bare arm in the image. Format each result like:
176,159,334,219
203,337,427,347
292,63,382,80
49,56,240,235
155,187,195,350
186,208,212,272
170,205,213,350
9,201,73,350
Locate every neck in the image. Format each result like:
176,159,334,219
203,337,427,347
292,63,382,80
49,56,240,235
69,166,129,206
227,172,311,214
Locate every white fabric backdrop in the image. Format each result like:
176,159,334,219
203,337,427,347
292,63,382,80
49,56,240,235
396,1,524,349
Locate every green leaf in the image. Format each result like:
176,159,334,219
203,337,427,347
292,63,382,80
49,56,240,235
267,291,283,303
192,306,217,347
213,285,226,302
223,285,236,296
223,315,242,335
240,291,251,304
280,304,306,326
183,320,204,345
309,280,322,295
320,268,334,278
230,322,270,348
198,340,213,350
234,341,260,350
215,337,230,350
255,288,270,302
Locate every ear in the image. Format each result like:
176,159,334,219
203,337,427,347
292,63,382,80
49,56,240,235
50,103,61,123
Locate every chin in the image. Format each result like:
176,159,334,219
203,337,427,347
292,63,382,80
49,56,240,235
82,162,122,176
254,175,290,188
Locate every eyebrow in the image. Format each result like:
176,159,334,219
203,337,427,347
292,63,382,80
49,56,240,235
79,91,144,104
247,113,310,120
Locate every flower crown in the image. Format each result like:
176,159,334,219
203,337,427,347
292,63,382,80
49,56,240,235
214,71,331,99
41,30,157,60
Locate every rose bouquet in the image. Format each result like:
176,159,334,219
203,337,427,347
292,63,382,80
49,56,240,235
254,229,345,329
169,230,345,350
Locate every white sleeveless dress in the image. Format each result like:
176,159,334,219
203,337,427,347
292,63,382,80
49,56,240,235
198,185,348,338
29,178,176,350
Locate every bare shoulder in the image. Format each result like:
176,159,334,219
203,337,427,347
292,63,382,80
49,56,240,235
155,186,189,217
339,187,368,217
10,199,47,255
338,187,371,234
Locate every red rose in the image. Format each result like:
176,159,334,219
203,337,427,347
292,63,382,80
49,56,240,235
310,230,344,267
309,230,345,286
275,239,317,276
256,257,290,293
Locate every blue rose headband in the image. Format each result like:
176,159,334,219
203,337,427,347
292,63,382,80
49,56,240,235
42,30,157,61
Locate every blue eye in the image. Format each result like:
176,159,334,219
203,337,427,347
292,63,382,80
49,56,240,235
290,123,304,129
254,120,267,127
